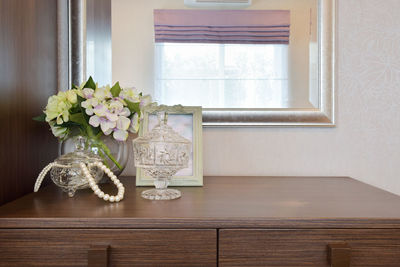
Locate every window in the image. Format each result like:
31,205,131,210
153,9,290,108
155,42,289,108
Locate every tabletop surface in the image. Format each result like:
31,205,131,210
1,176,400,229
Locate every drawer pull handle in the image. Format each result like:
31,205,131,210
328,243,351,267
88,244,109,267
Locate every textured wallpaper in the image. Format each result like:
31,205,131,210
124,0,400,196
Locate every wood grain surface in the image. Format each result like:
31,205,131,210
88,244,109,267
328,243,351,267
0,0,58,205
219,229,400,267
0,229,216,266
1,176,400,229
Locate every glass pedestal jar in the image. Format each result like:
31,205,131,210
133,112,191,200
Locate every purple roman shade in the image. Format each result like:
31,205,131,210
154,9,290,45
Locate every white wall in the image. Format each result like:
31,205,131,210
115,0,400,196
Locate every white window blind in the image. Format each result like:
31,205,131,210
154,43,289,108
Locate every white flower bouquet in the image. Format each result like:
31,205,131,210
34,76,151,170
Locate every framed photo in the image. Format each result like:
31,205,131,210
135,105,203,186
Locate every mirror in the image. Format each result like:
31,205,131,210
64,0,335,127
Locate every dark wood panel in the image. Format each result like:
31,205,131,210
219,229,400,267
2,177,400,229
0,229,217,266
0,0,58,205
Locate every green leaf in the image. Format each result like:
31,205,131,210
59,121,81,128
69,103,81,114
110,82,121,97
125,99,141,116
77,95,86,104
83,76,96,90
69,113,87,126
33,113,46,122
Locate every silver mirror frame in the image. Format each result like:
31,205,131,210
60,0,335,127
203,0,336,127
57,0,88,91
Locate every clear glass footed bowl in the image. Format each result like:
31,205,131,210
51,137,103,197
132,111,191,200
59,134,129,180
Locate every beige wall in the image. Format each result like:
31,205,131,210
115,0,400,196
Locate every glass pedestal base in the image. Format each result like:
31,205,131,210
141,188,181,200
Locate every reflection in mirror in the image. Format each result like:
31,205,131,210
153,6,317,109
156,43,290,108
110,0,334,126
113,0,318,108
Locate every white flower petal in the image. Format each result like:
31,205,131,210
82,88,94,99
85,108,94,116
113,129,128,141
100,120,116,133
93,104,107,116
116,116,130,131
94,86,112,100
89,115,100,127
81,100,90,109
105,112,119,122
109,100,124,111
51,125,68,139
56,115,63,125
103,128,113,135
66,90,77,103
129,113,140,133
120,107,130,117
62,110,69,122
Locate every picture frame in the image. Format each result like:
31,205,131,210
135,105,203,186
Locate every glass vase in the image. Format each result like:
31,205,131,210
59,134,129,179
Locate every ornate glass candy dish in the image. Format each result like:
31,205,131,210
34,136,126,202
133,112,191,200
59,134,129,180
50,137,103,197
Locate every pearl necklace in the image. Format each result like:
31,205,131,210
34,161,125,203
80,162,125,202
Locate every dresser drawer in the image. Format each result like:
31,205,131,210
219,229,400,267
0,229,216,266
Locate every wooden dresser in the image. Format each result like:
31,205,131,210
1,176,400,266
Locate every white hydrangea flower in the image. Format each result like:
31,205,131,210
119,87,140,102
81,98,99,115
93,85,112,100
44,90,78,124
87,99,132,141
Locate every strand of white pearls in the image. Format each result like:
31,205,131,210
80,162,125,202
34,162,70,192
